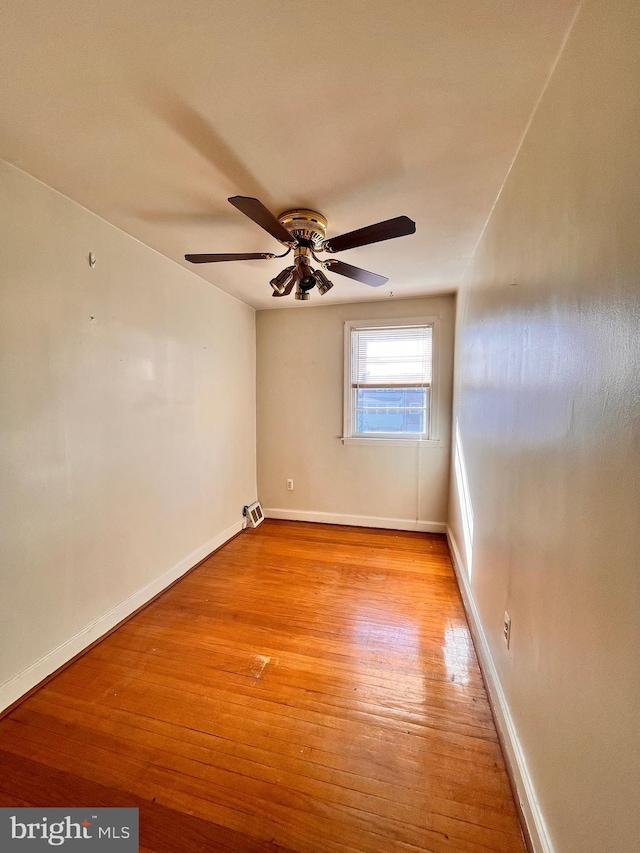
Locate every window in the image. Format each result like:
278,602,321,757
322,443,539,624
343,318,439,444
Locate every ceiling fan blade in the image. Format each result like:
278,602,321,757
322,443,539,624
323,215,416,253
228,196,297,245
324,259,389,287
185,252,275,263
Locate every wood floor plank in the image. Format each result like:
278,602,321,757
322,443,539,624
20,694,515,816
25,690,514,802
0,751,294,853
58,654,499,743
0,520,525,852
8,706,520,838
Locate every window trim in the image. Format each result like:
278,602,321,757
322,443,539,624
342,316,441,447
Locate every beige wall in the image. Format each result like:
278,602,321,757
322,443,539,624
0,160,256,710
449,1,640,851
257,296,454,530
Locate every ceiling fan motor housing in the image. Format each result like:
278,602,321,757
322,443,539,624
279,211,328,298
278,209,327,248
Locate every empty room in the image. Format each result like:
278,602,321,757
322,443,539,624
1,1,638,852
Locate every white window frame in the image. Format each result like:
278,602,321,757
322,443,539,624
342,316,441,447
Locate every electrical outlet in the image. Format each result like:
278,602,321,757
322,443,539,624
503,611,512,649
286,478,294,491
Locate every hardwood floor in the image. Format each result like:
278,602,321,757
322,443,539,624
0,520,525,852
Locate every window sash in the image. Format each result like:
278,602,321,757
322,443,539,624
349,324,433,438
343,317,440,444
352,386,431,437
351,382,431,389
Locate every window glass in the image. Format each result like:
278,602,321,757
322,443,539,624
355,388,429,435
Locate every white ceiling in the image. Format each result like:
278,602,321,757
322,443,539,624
0,0,578,309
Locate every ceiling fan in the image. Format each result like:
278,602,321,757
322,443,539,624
185,196,416,299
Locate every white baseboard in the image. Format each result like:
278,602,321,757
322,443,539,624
0,520,242,715
446,527,553,853
265,508,446,534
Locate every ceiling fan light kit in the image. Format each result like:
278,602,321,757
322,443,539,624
270,265,297,296
185,196,416,300
314,268,334,295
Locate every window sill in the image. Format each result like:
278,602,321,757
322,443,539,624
341,437,441,448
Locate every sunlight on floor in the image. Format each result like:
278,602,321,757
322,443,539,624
443,623,474,686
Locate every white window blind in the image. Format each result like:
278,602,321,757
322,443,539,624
351,325,433,388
